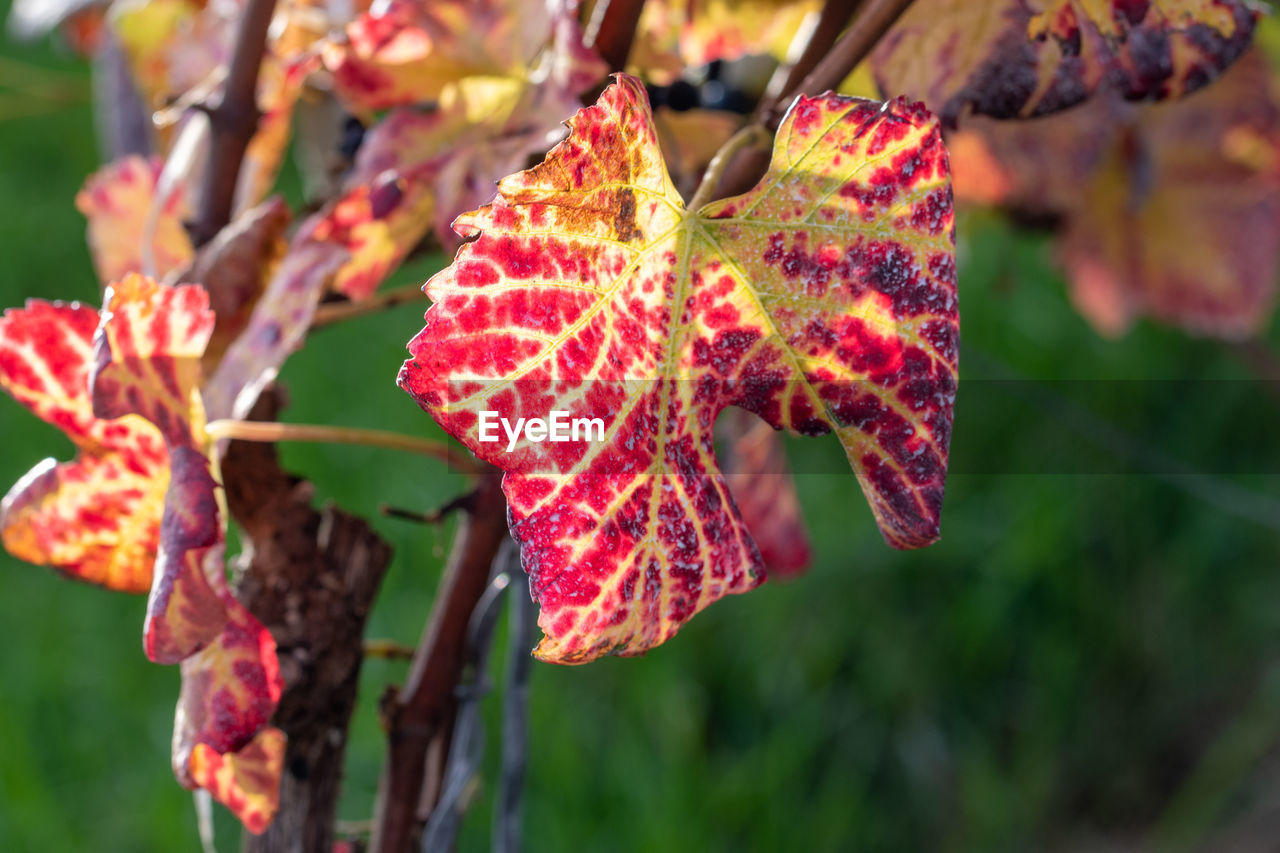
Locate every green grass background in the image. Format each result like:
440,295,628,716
2,15,1280,852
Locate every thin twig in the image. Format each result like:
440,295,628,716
583,0,647,72
190,0,278,246
422,553,516,851
380,494,474,526
770,0,914,125
369,470,509,853
312,284,431,328
204,419,484,474
687,125,771,210
364,640,419,661
761,0,865,111
495,555,537,853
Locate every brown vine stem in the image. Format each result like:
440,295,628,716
311,283,430,328
204,419,484,475
771,0,913,122
704,0,915,205
369,469,509,853
583,0,647,72
190,0,278,247
761,0,865,111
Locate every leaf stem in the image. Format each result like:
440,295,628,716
364,639,418,660
311,284,430,329
205,419,482,474
687,124,772,210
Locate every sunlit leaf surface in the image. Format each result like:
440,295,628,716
401,75,958,662
874,0,1258,123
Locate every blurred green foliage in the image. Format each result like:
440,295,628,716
2,15,1280,853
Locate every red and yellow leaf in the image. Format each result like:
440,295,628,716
950,47,1280,337
399,75,957,663
188,726,286,836
92,277,221,660
324,0,549,111
76,156,194,285
92,274,213,448
299,108,444,300
309,18,604,300
0,300,167,592
90,274,285,829
873,0,1258,124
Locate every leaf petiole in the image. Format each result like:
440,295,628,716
204,419,483,474
687,124,772,210
311,283,430,328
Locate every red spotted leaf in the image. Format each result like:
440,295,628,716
399,75,957,663
323,0,558,111
873,0,1259,125
717,408,811,577
949,47,1280,337
92,276,221,661
90,275,284,829
310,6,604,299
0,300,168,592
92,274,213,449
76,156,194,285
188,727,286,836
175,596,285,835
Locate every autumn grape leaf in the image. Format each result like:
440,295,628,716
950,47,1280,337
204,238,348,420
90,274,285,830
324,0,586,112
0,300,168,592
717,408,811,577
298,108,445,300
92,275,223,660
873,0,1259,125
187,727,286,836
76,155,194,285
400,75,958,663
308,13,605,299
180,196,291,370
